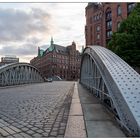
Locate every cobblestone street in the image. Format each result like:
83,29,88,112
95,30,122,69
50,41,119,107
0,81,74,137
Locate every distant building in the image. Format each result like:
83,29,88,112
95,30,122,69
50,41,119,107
30,38,81,80
85,2,136,47
0,56,19,66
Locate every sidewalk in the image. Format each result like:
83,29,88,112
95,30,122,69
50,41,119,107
65,82,126,138
64,82,86,138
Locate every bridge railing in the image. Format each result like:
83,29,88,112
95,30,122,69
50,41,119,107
0,63,45,86
80,45,140,137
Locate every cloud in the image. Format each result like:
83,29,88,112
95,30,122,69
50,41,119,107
0,43,37,56
26,37,42,44
0,3,87,63
0,8,52,43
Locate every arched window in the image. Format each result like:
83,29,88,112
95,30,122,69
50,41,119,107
106,7,112,20
117,5,122,16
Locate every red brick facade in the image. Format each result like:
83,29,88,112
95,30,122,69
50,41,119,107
85,2,136,47
30,40,81,81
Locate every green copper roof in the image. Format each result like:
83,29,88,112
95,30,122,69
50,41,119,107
48,45,54,52
38,48,44,57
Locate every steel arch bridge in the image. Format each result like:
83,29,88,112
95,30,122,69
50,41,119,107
80,45,140,136
0,63,44,86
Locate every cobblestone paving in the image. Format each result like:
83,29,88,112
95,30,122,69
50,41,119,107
0,81,74,137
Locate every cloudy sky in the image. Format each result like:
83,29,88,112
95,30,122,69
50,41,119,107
0,3,87,62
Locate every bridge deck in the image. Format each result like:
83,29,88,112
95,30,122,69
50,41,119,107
77,83,126,137
0,82,74,138
0,82,129,137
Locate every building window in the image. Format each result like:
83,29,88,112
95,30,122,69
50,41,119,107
127,3,136,14
96,25,100,32
106,8,112,20
106,31,112,38
97,14,99,20
99,13,102,19
106,12,111,19
94,16,96,21
106,8,112,41
117,22,121,30
106,20,112,29
94,13,102,21
117,5,122,16
97,34,100,40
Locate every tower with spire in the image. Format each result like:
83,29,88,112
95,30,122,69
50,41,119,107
51,37,54,46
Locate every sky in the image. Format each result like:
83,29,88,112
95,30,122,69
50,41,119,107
0,3,87,62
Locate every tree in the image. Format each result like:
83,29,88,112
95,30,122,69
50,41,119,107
108,3,140,68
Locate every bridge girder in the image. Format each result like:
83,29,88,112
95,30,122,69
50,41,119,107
0,63,44,86
80,46,140,136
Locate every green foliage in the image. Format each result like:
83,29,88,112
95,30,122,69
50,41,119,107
108,3,140,67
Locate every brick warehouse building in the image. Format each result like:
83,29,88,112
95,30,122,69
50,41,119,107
30,39,81,81
85,2,136,47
